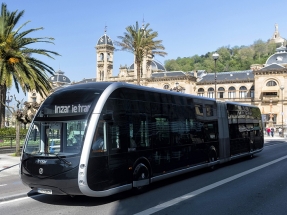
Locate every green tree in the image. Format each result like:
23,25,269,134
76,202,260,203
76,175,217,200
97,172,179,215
115,21,167,85
163,40,277,73
0,3,60,127
165,59,181,71
253,39,266,62
234,47,255,69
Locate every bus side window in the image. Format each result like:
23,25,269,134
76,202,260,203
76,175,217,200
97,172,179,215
109,125,121,150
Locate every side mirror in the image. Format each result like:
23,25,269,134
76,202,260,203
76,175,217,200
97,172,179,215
33,129,37,141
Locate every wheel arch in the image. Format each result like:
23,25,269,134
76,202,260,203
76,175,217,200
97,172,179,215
132,156,152,178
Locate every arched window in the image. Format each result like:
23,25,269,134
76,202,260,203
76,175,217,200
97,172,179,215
218,87,225,99
228,86,236,98
266,81,277,86
250,85,254,98
207,87,214,98
239,86,247,98
197,88,204,97
107,53,110,61
100,53,104,61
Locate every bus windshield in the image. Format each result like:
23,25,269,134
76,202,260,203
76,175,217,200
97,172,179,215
24,119,87,156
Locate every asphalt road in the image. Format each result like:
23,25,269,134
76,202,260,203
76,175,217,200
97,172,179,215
1,140,287,215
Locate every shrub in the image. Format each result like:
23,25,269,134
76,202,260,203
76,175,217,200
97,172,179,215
0,127,28,136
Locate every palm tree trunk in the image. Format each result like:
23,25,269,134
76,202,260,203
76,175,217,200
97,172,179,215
136,61,141,85
15,119,21,156
0,85,7,128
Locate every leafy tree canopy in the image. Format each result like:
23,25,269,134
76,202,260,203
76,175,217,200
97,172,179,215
164,40,278,72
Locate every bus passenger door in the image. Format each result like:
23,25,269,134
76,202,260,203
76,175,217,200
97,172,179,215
106,121,129,188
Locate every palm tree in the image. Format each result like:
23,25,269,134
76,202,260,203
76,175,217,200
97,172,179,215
0,3,60,127
115,21,167,85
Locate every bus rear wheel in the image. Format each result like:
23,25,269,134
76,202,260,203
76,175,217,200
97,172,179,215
133,163,150,194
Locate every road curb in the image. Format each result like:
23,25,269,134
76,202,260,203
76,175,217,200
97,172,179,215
264,138,286,141
0,191,39,203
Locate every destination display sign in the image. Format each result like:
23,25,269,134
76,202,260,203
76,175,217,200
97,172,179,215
39,104,92,117
54,104,91,114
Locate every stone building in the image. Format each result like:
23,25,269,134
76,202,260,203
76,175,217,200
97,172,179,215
28,24,287,131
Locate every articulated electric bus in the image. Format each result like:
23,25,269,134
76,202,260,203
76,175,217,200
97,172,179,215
20,82,264,197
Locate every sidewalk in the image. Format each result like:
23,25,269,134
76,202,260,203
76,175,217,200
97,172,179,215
264,133,286,141
0,153,38,202
0,153,20,176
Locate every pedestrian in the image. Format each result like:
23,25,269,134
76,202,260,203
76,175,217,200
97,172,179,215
271,127,274,137
267,127,271,136
279,127,282,137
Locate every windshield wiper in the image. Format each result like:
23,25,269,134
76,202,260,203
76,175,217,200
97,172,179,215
55,153,72,166
39,152,72,166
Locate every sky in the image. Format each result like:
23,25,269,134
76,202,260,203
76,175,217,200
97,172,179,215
5,0,287,105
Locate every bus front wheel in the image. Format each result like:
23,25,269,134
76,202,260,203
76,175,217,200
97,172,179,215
132,163,150,193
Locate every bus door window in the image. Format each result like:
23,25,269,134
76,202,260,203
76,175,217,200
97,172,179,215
91,121,107,153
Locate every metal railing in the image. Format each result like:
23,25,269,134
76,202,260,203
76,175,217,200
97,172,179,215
0,135,26,148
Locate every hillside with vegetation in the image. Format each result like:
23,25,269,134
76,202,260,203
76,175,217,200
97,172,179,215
164,40,279,73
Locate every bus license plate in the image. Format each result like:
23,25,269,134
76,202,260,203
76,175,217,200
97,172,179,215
38,188,52,195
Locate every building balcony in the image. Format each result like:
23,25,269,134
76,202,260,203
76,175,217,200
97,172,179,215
261,96,279,103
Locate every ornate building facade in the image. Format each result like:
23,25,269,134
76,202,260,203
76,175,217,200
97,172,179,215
28,24,287,131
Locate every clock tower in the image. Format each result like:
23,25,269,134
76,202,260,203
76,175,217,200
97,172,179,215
96,28,114,81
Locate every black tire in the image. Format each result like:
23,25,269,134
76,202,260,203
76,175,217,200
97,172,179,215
133,163,150,193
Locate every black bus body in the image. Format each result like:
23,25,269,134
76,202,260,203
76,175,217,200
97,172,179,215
20,82,264,197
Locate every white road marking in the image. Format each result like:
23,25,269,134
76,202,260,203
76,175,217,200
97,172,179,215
0,196,30,205
134,155,287,215
0,184,7,187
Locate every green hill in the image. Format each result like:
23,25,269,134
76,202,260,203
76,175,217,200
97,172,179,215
164,40,280,72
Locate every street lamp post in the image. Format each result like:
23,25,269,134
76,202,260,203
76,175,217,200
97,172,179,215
281,85,284,137
5,91,13,127
269,98,274,127
212,52,219,100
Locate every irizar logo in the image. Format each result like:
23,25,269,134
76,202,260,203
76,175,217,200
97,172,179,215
39,168,43,174
35,159,48,165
